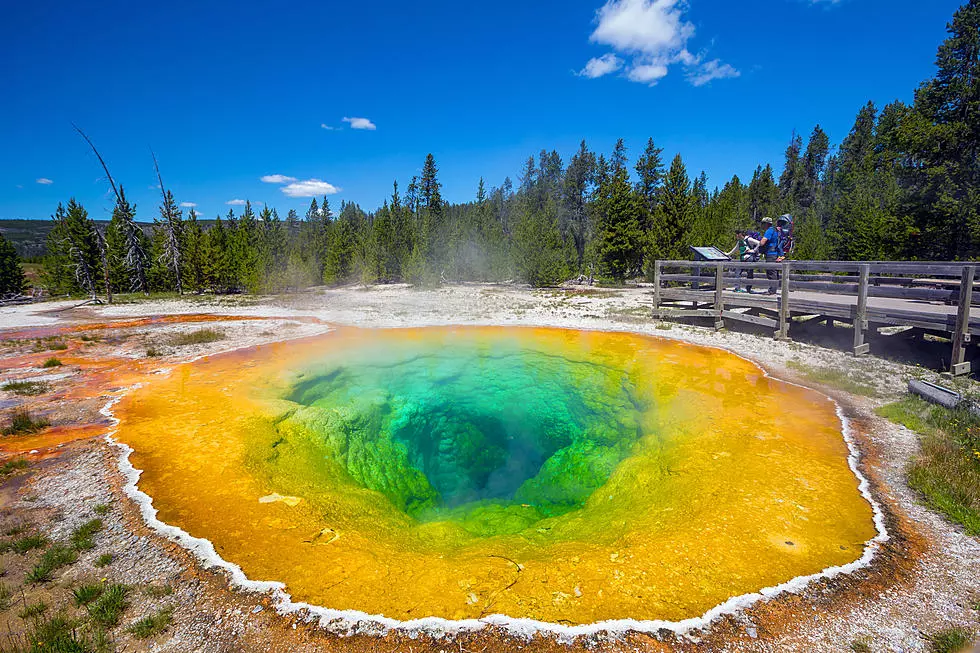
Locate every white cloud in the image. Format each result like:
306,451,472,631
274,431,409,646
342,116,377,131
687,58,740,86
579,53,623,78
226,199,247,206
15,184,23,189
627,61,669,84
36,177,53,185
180,201,197,208
581,0,737,87
320,123,336,130
260,174,298,184
280,179,340,198
591,0,694,56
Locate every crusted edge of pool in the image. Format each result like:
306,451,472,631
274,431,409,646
102,334,890,642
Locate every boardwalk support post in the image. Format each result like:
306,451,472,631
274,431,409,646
714,263,724,330
776,262,791,340
653,260,662,318
951,264,974,376
853,264,870,356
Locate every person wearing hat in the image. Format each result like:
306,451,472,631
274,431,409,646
757,216,783,295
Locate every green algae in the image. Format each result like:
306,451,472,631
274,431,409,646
254,337,656,537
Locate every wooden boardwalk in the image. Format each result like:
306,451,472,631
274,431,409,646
653,260,978,375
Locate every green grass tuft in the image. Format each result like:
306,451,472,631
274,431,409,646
26,544,79,583
69,519,103,552
92,503,110,516
145,347,163,358
169,328,226,347
127,605,174,639
877,396,980,536
925,626,974,653
11,533,48,554
72,582,105,607
93,554,112,568
0,458,29,477
2,409,50,436
41,357,63,368
0,582,11,610
1,381,51,396
87,583,130,628
17,599,48,619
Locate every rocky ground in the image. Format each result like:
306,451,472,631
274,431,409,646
0,283,977,652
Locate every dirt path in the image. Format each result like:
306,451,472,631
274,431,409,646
0,284,977,652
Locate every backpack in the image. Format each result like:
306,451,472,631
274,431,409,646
777,214,795,256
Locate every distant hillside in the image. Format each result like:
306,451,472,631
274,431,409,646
0,219,217,260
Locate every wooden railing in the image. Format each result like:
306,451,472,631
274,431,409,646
652,260,978,375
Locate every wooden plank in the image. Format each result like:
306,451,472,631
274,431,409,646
656,309,718,319
721,310,778,329
853,264,870,356
653,260,662,312
778,262,790,340
951,265,974,376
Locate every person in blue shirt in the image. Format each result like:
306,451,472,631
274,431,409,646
757,217,782,295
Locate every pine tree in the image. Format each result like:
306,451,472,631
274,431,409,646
904,0,980,258
634,137,665,231
156,190,184,294
655,154,696,261
63,199,100,298
184,209,205,293
594,140,644,281
104,194,129,293
0,233,26,296
778,132,804,213
747,164,779,222
232,201,261,291
562,141,597,270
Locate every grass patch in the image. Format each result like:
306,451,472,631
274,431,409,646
877,396,980,536
11,533,48,554
15,614,97,652
925,626,974,653
18,599,48,619
1,380,51,396
145,347,163,358
92,504,110,516
72,582,105,607
2,409,50,436
69,519,103,551
87,583,129,627
26,544,79,583
93,554,112,568
169,328,226,347
41,357,63,368
786,360,878,397
127,605,174,639
849,640,872,653
0,458,29,477
0,582,11,610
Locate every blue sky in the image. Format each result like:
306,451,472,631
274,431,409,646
0,0,963,222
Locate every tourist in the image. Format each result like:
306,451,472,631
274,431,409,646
726,229,760,292
757,217,783,295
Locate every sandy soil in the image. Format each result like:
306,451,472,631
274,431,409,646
0,283,977,652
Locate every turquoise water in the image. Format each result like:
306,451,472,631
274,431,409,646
277,338,651,536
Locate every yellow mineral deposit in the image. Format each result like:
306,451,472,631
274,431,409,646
113,326,876,625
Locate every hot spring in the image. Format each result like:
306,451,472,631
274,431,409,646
114,327,877,626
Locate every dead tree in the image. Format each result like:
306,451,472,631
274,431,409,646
73,124,119,303
152,151,184,295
